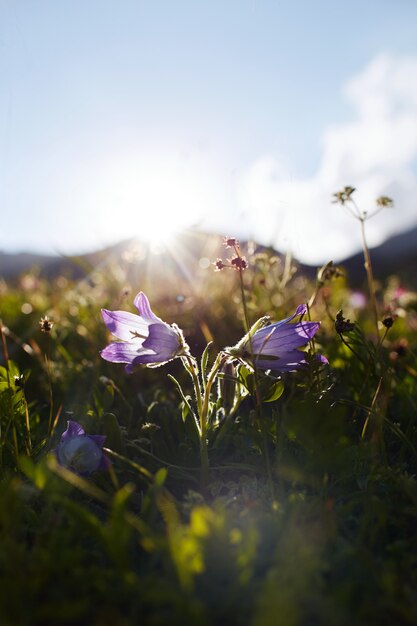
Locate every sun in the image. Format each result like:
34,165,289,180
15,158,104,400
95,153,219,248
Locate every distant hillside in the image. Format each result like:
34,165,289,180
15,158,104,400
340,225,417,287
0,232,228,291
0,240,133,281
1,226,416,287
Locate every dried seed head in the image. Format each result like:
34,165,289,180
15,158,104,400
332,186,356,205
382,316,394,329
13,375,25,389
335,310,355,334
39,316,53,333
231,256,248,271
317,260,343,284
224,236,238,248
214,258,226,271
376,196,394,208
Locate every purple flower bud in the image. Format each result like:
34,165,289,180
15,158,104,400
55,421,108,475
100,292,189,373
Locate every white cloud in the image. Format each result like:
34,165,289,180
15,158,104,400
237,54,417,264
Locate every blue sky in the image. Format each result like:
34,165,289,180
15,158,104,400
1,0,417,263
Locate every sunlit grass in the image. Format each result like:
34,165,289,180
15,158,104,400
0,216,417,626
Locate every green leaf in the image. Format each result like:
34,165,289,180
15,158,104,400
101,383,115,412
154,467,168,486
262,380,284,403
238,364,255,394
181,399,190,422
201,341,213,381
102,412,124,453
168,374,195,419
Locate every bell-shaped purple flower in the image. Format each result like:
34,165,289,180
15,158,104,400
55,420,109,475
228,304,328,375
101,291,188,373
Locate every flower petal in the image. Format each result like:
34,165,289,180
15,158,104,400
133,292,162,323
61,420,85,442
58,436,103,474
252,322,320,353
295,303,308,316
88,435,106,448
101,309,150,341
100,341,155,364
256,350,328,374
278,305,307,326
142,323,180,359
255,349,309,372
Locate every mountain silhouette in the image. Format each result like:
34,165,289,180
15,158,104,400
1,226,416,287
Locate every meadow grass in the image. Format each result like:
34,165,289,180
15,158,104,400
0,219,417,626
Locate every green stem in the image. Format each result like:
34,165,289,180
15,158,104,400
182,355,203,419
198,352,227,489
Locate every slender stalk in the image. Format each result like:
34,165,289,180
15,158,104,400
359,217,379,336
236,255,274,496
44,334,54,436
338,332,367,365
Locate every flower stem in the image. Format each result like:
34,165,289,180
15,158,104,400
359,217,379,337
183,355,203,419
236,259,274,497
198,352,227,489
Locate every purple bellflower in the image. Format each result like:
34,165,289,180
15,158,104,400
228,304,328,375
101,291,189,373
55,420,109,475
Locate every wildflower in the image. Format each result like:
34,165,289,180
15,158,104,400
39,316,53,333
55,420,108,475
101,291,189,373
228,304,327,375
224,237,238,248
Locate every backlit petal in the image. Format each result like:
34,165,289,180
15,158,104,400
100,341,155,364
101,309,150,341
61,420,85,442
133,292,162,323
143,323,180,359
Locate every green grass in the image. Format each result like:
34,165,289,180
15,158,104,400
0,236,417,626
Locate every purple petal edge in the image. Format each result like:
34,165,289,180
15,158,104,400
133,292,161,322
61,420,85,442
